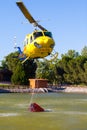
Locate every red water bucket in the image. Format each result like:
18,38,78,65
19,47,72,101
29,103,44,112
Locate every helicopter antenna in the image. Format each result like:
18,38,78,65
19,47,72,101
16,1,47,31
14,36,17,48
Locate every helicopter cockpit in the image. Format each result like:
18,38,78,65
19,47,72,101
24,31,53,45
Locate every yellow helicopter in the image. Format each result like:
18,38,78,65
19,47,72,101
16,1,58,63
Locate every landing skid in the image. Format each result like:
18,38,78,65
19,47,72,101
44,51,58,62
22,57,30,64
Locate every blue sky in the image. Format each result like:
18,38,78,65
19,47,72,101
0,0,87,62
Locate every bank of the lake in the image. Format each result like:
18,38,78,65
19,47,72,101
0,84,87,93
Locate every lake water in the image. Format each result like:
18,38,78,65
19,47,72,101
0,93,87,130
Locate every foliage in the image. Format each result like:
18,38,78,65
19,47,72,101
1,52,37,85
11,62,26,85
5,52,20,72
61,49,79,58
36,49,87,85
36,59,56,83
81,46,87,57
0,46,87,85
0,60,8,69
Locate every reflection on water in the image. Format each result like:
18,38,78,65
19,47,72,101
0,93,87,130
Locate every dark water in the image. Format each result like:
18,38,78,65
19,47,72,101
0,93,87,130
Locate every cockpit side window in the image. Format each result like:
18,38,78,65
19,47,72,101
33,32,43,40
44,32,53,38
30,36,33,43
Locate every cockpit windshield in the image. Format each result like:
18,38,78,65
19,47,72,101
44,32,53,38
33,32,43,40
33,31,53,40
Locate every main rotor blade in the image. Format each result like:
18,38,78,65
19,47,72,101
16,1,35,23
16,1,47,31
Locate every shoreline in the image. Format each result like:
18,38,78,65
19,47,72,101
0,85,87,93
55,86,87,93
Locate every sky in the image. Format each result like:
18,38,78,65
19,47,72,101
0,0,87,63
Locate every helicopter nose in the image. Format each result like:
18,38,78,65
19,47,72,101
44,38,49,43
44,38,54,47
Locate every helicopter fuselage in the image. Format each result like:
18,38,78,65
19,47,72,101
23,30,55,59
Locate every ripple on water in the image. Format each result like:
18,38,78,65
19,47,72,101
56,111,87,115
0,113,20,117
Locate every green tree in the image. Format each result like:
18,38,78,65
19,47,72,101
5,52,19,72
0,59,8,69
23,59,37,84
81,46,87,57
76,56,87,84
61,50,79,58
11,62,26,85
4,52,37,85
36,60,50,79
36,59,61,84
58,54,87,85
83,61,87,84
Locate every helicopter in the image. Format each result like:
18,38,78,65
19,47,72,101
15,1,58,63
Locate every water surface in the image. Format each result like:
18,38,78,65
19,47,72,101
0,93,87,130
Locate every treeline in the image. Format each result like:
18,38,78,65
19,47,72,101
36,51,87,85
0,52,37,85
0,46,87,85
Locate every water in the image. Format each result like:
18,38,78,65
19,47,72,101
0,93,87,130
